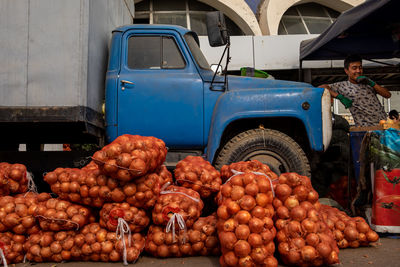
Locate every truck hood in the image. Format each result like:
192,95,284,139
225,75,312,90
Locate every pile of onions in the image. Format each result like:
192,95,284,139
174,156,222,198
24,230,79,262
44,163,112,207
45,162,172,209
35,198,95,231
320,204,379,249
152,185,203,228
79,223,145,263
216,171,278,267
0,162,30,195
24,223,145,263
0,193,50,234
273,173,339,266
92,134,167,181
220,160,278,183
0,232,26,264
145,213,220,258
100,202,149,232
121,165,173,209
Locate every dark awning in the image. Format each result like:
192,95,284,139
300,0,400,61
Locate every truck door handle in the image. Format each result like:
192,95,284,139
121,80,134,90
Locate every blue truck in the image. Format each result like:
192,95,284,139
105,23,332,177
0,2,332,179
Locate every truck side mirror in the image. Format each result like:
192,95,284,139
206,11,228,47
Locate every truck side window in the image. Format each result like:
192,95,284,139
128,36,160,69
162,36,185,69
127,36,185,69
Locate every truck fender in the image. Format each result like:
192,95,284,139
206,88,325,163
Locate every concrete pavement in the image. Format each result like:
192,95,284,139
14,237,400,267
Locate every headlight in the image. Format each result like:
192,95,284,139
321,89,332,151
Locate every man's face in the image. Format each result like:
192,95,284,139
345,61,363,83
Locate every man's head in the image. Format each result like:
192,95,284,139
344,55,363,83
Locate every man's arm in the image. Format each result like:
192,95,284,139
318,84,352,109
318,84,338,98
356,76,391,98
373,83,391,99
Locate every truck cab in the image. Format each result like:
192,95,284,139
105,24,332,176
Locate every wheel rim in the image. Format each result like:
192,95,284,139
242,150,290,175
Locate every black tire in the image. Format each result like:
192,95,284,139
214,128,311,177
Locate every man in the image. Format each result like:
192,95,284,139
319,55,391,126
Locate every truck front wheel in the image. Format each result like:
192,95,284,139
214,128,311,177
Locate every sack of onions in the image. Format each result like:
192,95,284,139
92,134,167,181
220,160,278,183
0,162,32,195
100,203,149,232
0,232,26,264
320,204,379,249
79,223,145,263
122,165,173,209
216,171,278,267
174,156,222,199
24,230,80,262
273,173,339,266
145,213,220,258
44,165,115,207
0,193,50,235
152,185,203,230
35,198,95,231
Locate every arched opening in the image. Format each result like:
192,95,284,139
278,2,340,35
134,0,244,36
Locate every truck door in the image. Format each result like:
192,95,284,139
117,32,204,148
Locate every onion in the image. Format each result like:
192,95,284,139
293,185,309,201
316,242,331,258
248,233,263,247
301,245,317,262
224,251,238,266
306,233,319,247
223,219,237,232
290,206,306,221
251,206,266,219
307,190,319,203
356,221,370,234
50,242,62,254
221,184,232,198
301,218,317,233
219,232,237,250
256,193,269,207
291,237,305,249
235,210,251,224
245,183,259,197
276,206,290,219
235,224,250,240
284,196,299,210
227,200,241,215
288,221,302,238
366,230,379,242
276,184,292,201
344,227,358,241
287,249,301,264
217,205,230,220
234,240,251,258
249,218,264,233
231,186,245,201
239,195,256,211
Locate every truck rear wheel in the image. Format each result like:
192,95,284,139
214,128,311,177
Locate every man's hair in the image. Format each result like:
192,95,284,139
389,109,399,120
344,54,362,69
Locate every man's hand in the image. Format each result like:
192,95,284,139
336,94,353,109
356,76,376,87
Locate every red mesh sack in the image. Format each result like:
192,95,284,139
174,156,221,198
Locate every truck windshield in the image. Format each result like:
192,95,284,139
184,33,211,70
